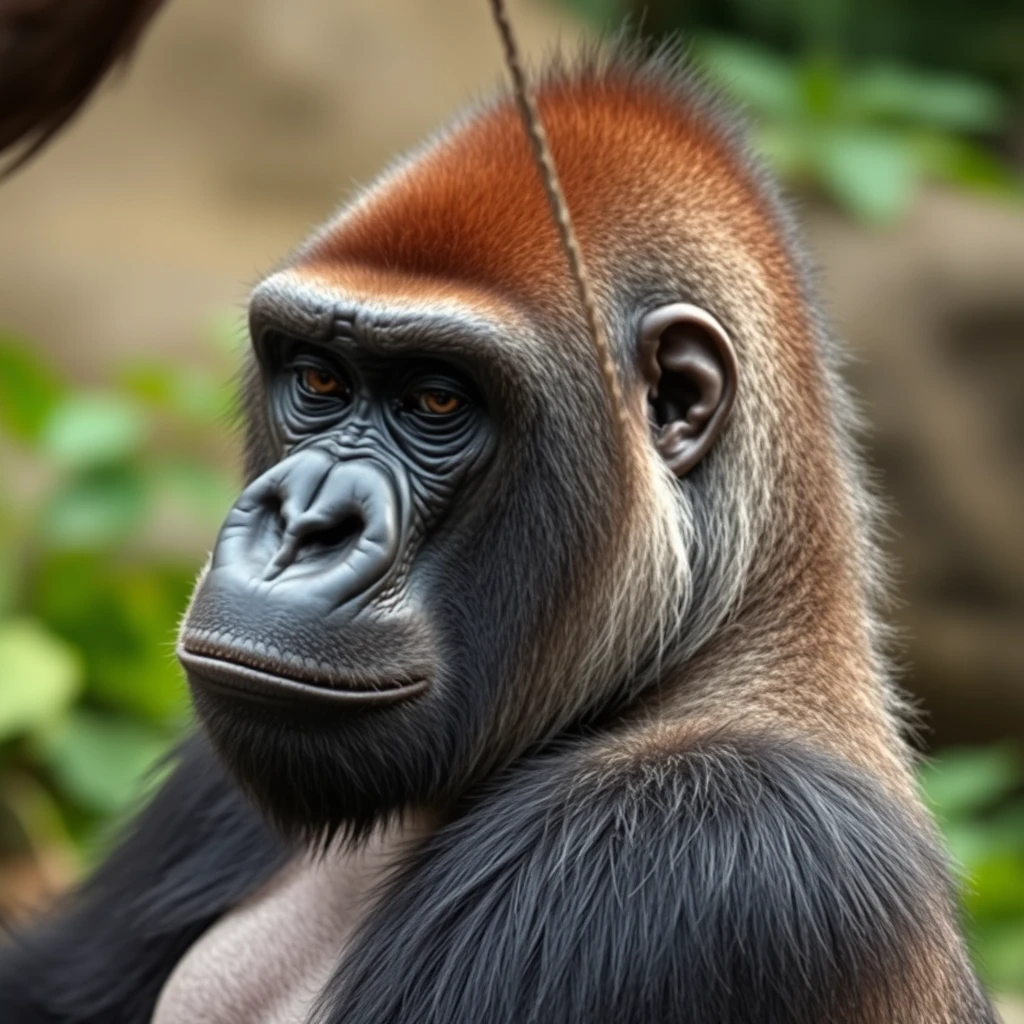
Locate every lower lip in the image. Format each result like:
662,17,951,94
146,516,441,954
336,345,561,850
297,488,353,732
177,646,430,708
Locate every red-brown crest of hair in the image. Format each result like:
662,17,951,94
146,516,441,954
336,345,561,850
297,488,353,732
297,50,799,324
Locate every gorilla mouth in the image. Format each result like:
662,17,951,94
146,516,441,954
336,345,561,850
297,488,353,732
177,640,430,708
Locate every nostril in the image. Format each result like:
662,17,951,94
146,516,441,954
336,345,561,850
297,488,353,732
297,515,363,560
261,512,364,582
264,494,287,539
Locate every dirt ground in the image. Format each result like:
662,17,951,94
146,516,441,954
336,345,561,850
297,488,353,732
0,0,1021,745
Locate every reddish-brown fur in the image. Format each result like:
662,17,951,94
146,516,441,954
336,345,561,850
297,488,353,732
300,71,802,327
291,65,883,779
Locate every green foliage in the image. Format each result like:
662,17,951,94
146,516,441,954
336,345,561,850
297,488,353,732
560,0,1024,94
556,1,1022,223
0,334,64,442
0,328,238,862
37,710,171,818
0,620,82,742
697,38,1019,222
41,394,148,469
921,746,1024,991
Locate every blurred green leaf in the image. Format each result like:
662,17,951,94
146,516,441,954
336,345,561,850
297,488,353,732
41,394,146,469
984,806,1024,849
0,619,82,741
814,129,919,222
0,525,17,619
39,710,170,816
150,460,236,527
812,129,917,219
117,365,176,408
799,56,842,118
81,567,190,724
0,333,65,443
849,66,1007,132
697,34,1020,223
920,135,1024,195
926,745,1024,992
88,649,188,724
700,37,803,120
119,364,233,425
32,554,192,723
966,855,1024,921
975,922,1024,990
944,806,1024,869
922,745,1021,817
0,320,235,875
42,466,148,547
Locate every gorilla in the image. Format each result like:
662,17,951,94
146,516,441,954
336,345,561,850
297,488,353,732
0,35,995,1024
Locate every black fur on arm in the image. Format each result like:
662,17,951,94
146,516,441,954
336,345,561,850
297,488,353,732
318,733,995,1024
0,733,287,1024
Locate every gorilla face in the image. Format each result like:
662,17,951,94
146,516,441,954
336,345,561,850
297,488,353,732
177,288,533,839
176,270,737,842
182,332,495,708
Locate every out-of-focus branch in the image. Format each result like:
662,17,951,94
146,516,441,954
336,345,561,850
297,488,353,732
0,0,167,176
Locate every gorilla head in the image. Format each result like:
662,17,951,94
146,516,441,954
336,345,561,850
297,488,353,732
178,68,744,843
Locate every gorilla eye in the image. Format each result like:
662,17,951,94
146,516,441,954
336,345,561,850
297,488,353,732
415,390,463,416
300,367,349,399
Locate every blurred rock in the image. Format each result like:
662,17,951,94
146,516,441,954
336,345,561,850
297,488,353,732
806,190,1024,745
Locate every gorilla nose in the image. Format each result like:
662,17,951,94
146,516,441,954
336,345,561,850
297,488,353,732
215,448,403,610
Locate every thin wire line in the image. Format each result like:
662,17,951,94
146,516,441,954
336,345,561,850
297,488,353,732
487,0,631,453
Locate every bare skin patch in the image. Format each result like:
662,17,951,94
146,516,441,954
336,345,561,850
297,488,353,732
151,815,434,1024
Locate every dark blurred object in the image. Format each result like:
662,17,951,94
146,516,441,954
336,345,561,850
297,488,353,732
0,0,166,175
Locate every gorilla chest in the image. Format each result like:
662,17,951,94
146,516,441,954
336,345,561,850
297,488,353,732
151,845,392,1024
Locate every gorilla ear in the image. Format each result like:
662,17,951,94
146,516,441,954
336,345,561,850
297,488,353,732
638,303,738,477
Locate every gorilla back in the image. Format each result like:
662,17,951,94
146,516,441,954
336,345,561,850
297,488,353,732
0,43,996,1024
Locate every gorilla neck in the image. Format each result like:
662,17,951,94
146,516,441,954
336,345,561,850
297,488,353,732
151,812,436,1024
649,501,910,795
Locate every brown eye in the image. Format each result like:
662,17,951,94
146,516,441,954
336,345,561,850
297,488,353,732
418,390,462,416
302,367,345,396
